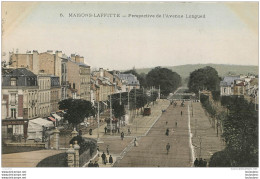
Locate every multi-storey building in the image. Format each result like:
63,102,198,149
117,73,140,92
2,68,38,139
79,63,91,101
62,54,91,100
38,74,51,117
50,76,61,112
61,56,68,100
220,76,240,96
9,50,62,82
38,74,60,117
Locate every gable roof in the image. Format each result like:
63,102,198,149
220,76,240,87
118,73,140,85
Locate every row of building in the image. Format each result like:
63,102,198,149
220,75,258,98
2,50,140,140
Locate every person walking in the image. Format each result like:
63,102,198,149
106,145,109,155
198,158,203,167
88,160,94,167
104,155,108,165
101,152,106,164
128,128,131,135
203,159,207,167
93,161,99,167
194,158,199,167
166,143,170,155
104,127,107,134
121,132,124,140
134,138,138,147
165,128,169,136
109,155,113,165
181,111,183,116
175,121,178,127
166,121,168,125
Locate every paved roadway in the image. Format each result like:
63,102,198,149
114,100,193,167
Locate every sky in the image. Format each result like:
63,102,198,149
2,2,258,70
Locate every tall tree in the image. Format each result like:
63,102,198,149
188,66,220,94
222,97,258,167
146,67,181,96
59,99,95,129
209,96,258,167
112,101,125,118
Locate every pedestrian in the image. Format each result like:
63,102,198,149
88,160,94,167
121,132,124,140
128,128,131,135
104,127,107,134
106,145,109,155
97,145,100,157
89,128,92,135
165,128,169,136
175,121,178,127
203,159,207,167
93,161,99,167
101,152,106,164
109,155,113,164
198,158,203,167
134,138,138,147
166,143,170,155
194,158,199,167
166,121,168,125
117,127,120,133
181,111,182,116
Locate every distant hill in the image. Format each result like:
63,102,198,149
135,64,258,79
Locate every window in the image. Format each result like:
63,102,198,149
11,78,16,86
11,108,16,119
13,125,23,135
10,94,16,105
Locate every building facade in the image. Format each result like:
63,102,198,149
38,74,51,118
50,76,61,112
2,68,39,139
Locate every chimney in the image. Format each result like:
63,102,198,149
47,50,53,54
99,68,104,77
32,50,39,74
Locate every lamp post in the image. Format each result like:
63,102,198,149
97,101,100,140
198,136,202,158
110,95,112,135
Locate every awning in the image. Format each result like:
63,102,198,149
52,114,61,121
48,117,56,122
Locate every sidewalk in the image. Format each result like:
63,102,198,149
83,99,170,167
190,102,225,162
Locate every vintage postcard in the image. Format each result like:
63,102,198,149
1,1,258,178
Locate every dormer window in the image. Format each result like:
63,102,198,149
11,78,16,86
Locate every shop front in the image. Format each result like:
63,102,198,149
2,119,28,141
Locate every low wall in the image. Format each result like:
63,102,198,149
37,152,67,167
79,149,91,167
5,143,45,148
79,138,97,167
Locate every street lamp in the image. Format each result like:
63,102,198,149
198,136,202,159
110,95,112,135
